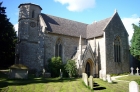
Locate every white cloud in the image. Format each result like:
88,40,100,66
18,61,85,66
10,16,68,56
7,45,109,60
14,23,18,35
122,14,139,43
54,0,96,12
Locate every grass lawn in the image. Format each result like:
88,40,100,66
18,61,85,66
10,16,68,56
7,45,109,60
0,71,93,92
93,78,129,92
1,70,140,92
117,75,140,81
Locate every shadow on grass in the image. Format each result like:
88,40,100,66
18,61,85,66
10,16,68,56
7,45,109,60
93,82,106,90
0,71,76,89
112,81,118,84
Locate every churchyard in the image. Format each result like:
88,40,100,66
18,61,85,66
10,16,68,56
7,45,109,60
0,67,140,92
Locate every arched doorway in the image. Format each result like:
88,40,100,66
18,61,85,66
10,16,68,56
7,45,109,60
85,62,90,77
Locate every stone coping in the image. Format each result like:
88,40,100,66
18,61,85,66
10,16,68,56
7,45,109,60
9,64,28,69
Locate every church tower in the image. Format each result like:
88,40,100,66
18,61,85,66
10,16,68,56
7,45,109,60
16,3,44,71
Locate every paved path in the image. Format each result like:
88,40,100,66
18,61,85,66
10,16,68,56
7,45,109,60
111,75,130,82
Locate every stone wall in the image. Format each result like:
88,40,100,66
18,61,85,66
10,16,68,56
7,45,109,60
44,33,86,65
105,13,130,74
88,35,106,76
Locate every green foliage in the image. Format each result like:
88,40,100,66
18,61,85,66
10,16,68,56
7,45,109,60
48,57,63,77
0,2,17,67
130,24,140,61
65,59,77,77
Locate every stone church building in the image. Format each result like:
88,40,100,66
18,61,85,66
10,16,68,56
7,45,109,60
15,3,130,77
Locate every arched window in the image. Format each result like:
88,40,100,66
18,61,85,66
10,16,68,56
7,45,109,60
32,10,35,18
55,39,62,58
114,36,121,62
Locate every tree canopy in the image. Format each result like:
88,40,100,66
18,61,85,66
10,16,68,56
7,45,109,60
0,2,17,68
130,23,140,61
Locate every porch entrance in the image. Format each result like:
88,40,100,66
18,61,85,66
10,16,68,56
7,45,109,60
85,62,90,77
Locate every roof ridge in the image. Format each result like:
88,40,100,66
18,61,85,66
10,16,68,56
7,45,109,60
102,12,118,31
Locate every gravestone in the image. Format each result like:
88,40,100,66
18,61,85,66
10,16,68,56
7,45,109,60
103,74,107,81
82,73,85,81
89,76,93,89
99,70,102,79
107,74,112,83
82,73,88,86
129,81,139,92
130,67,134,75
42,68,45,76
60,69,63,78
136,67,139,76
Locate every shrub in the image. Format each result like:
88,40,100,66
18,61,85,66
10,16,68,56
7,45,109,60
48,57,63,77
65,59,77,77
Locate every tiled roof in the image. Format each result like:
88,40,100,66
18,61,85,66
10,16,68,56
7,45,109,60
41,13,87,38
86,17,111,39
41,13,112,39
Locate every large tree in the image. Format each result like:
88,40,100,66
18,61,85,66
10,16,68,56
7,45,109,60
130,23,140,61
0,2,17,68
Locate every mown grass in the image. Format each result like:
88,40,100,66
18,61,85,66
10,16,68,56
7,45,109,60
93,78,129,92
0,71,94,92
1,71,140,92
117,75,140,85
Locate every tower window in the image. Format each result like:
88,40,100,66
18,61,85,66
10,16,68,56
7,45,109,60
32,10,35,18
114,36,121,62
55,39,63,58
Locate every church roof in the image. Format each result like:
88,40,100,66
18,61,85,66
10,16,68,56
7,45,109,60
86,17,111,39
41,13,114,39
41,13,87,38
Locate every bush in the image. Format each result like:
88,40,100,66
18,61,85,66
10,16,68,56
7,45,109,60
48,57,63,77
65,59,77,77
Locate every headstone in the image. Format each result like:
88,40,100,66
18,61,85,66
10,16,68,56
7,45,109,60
42,68,45,76
129,81,139,92
82,73,88,86
44,73,51,78
130,67,134,75
89,76,93,89
136,67,139,75
82,73,85,81
107,74,112,83
99,70,102,79
103,74,107,81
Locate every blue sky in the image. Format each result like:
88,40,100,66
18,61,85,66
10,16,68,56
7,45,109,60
1,0,140,42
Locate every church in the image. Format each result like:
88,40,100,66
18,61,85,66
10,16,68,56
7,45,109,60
15,3,130,77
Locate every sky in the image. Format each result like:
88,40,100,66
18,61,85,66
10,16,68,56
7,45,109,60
1,0,140,42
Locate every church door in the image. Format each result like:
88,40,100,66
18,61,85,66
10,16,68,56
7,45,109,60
85,62,90,77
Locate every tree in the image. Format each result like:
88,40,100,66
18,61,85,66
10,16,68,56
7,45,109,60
48,57,63,77
65,59,77,77
0,2,17,68
130,23,140,61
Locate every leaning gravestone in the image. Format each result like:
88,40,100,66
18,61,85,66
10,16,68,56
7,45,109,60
107,74,112,83
129,81,139,92
89,76,93,89
82,73,85,81
82,73,88,86
130,67,134,75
